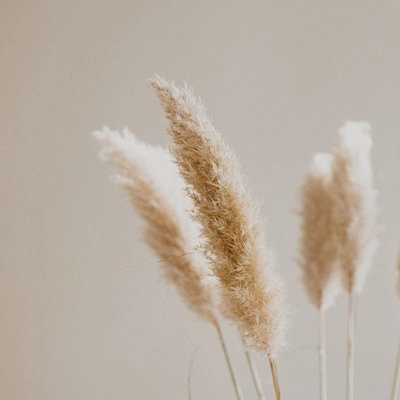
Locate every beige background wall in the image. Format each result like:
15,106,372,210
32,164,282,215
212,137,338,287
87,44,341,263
1,1,400,399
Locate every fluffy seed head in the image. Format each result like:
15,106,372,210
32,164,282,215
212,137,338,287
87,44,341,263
299,153,340,310
93,127,218,323
331,121,378,293
150,76,288,356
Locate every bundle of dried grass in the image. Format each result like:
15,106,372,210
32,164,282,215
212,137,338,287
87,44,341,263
93,127,218,324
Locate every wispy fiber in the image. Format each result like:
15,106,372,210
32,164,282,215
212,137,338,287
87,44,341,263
299,153,340,310
150,76,288,357
93,127,218,324
331,121,379,293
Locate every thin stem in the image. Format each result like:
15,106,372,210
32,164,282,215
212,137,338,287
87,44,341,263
187,337,214,400
215,322,244,400
391,338,400,400
244,347,266,400
268,355,281,400
319,307,327,400
347,291,356,400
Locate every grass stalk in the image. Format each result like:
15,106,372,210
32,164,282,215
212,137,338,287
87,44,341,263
244,347,265,400
268,355,281,400
215,322,244,400
347,292,355,400
319,307,327,400
391,338,400,400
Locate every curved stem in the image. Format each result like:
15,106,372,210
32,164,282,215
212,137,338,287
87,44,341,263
347,291,355,400
268,355,281,400
319,307,327,400
244,347,265,400
215,322,244,400
391,338,400,400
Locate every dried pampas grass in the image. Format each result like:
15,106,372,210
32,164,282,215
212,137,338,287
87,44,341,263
93,127,244,400
93,127,218,324
149,76,288,360
299,122,379,400
330,121,378,400
299,152,339,311
91,76,400,400
331,121,379,294
299,152,340,400
150,76,288,400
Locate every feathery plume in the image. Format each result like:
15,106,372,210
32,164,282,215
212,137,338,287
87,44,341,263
149,76,288,357
93,127,218,324
331,121,378,293
331,121,378,400
299,152,341,400
299,152,340,310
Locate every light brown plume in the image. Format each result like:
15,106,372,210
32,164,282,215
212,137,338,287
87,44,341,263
93,127,218,324
299,153,340,310
150,76,288,356
331,121,378,293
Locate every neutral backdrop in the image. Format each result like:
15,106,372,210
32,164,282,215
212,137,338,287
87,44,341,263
1,1,400,399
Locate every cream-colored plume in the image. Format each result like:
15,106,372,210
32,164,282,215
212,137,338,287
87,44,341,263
150,76,288,357
331,121,379,293
93,127,218,324
299,153,340,310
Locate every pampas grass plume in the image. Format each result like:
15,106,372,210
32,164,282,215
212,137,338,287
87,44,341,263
331,121,378,400
331,121,379,293
299,152,340,310
149,76,288,358
93,127,218,324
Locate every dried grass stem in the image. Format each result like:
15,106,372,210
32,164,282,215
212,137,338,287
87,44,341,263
268,356,281,400
215,322,244,400
319,307,327,400
244,348,265,400
391,338,400,400
347,292,356,400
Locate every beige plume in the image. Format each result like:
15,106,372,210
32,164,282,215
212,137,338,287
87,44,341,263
149,76,288,357
331,121,378,400
93,127,218,324
299,152,340,310
331,121,379,293
299,152,341,400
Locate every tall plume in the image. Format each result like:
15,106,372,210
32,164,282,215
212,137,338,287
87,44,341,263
331,121,379,293
149,76,288,356
299,153,340,310
93,127,218,324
